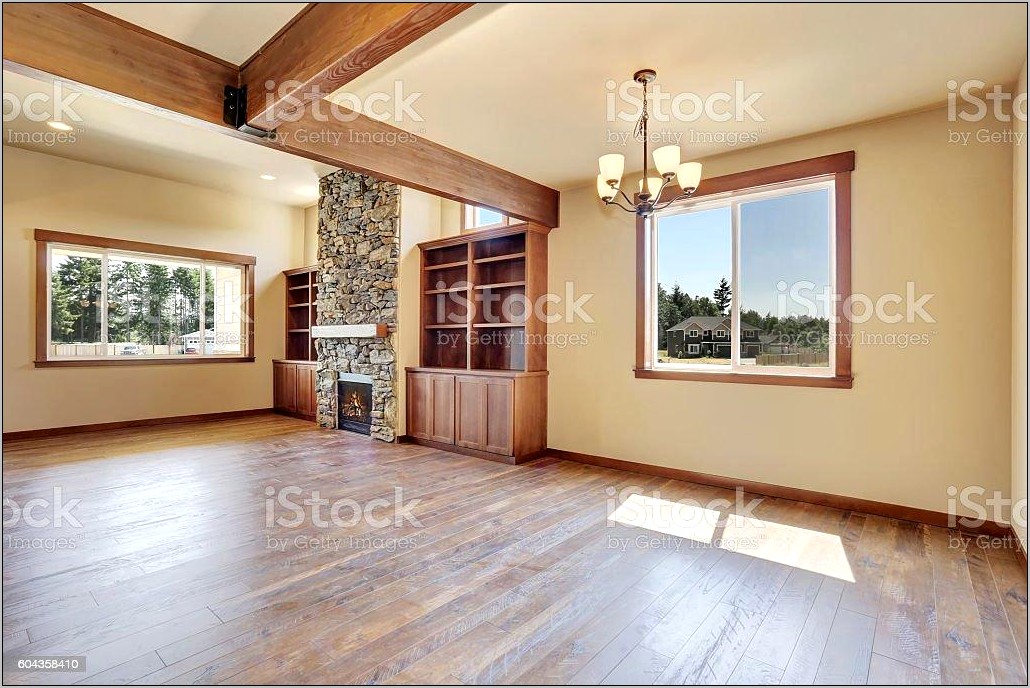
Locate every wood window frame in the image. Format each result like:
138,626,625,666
635,152,854,389
34,229,257,367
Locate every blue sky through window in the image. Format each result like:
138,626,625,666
657,188,830,317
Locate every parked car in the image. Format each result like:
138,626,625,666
119,343,144,355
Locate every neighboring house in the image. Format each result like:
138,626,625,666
666,316,763,359
181,328,216,354
759,333,793,354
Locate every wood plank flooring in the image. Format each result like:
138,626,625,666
1,414,1026,685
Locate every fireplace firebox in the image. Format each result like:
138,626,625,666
337,373,373,435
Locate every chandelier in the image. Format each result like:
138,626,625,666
596,69,703,217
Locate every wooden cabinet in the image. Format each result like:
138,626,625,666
407,368,544,463
274,360,316,422
455,375,514,455
407,372,455,444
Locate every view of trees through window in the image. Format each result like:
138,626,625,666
49,246,245,359
655,184,833,371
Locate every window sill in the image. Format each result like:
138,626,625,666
35,357,255,368
634,367,853,389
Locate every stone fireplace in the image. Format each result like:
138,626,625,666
315,170,399,442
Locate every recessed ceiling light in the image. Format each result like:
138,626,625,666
259,174,277,181
46,121,74,132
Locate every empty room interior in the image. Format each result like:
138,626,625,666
2,2,1028,686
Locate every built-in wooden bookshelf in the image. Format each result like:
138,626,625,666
408,222,550,464
283,266,318,361
419,222,548,373
274,266,318,422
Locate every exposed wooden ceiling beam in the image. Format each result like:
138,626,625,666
1,3,237,126
1,3,559,227
240,3,473,131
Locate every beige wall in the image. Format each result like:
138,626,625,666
440,198,462,238
396,187,443,435
2,147,305,432
548,106,1014,517
1012,61,1028,548
303,204,319,266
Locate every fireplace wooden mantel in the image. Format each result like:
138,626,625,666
310,324,390,339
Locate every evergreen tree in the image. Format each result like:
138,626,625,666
713,277,732,315
52,255,102,342
656,283,683,350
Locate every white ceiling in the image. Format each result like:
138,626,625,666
338,3,1028,190
2,70,335,207
86,3,308,64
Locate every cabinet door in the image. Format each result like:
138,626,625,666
484,378,514,456
274,362,298,413
454,376,487,450
296,364,316,419
429,374,455,444
407,373,432,440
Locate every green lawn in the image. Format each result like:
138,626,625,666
656,350,730,365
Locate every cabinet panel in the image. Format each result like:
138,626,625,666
429,374,455,444
455,376,487,450
407,372,432,440
296,364,316,419
273,362,297,413
484,379,514,456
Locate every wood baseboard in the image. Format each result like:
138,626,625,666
546,448,1015,539
396,435,548,465
2,409,275,441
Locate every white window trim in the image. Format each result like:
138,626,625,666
462,203,509,232
687,344,700,354
648,176,837,378
689,328,699,337
45,242,248,362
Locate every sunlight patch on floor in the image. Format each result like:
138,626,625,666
608,493,855,582
607,493,720,545
719,513,854,581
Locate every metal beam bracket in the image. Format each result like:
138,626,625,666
223,85,274,139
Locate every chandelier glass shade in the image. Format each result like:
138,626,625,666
596,69,703,217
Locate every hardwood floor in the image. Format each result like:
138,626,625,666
1,414,1026,685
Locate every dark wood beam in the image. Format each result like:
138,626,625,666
1,3,559,227
240,2,473,131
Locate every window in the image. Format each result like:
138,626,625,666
689,328,699,337
703,329,711,338
636,152,853,388
461,203,509,232
35,230,255,366
688,344,700,355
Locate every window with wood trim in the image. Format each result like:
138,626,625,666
636,152,854,388
35,230,255,366
461,203,510,233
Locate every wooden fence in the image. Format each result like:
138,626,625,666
755,352,829,367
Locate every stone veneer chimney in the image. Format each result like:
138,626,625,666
315,170,399,441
